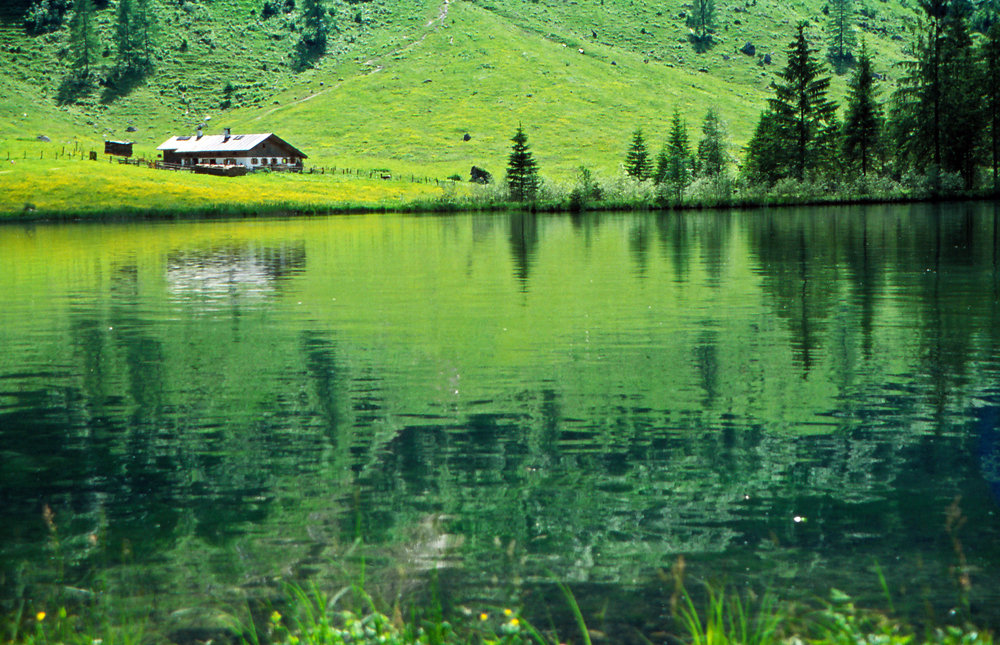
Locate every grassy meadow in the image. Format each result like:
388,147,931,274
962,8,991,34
0,0,922,213
0,152,453,217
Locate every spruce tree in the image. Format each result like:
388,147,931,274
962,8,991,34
939,9,979,185
300,0,329,50
696,108,728,177
827,0,857,68
115,0,137,71
769,22,839,179
624,128,652,180
893,0,949,173
506,125,539,202
892,0,980,187
744,111,788,182
842,42,883,176
133,0,157,66
658,109,693,202
68,0,101,77
687,0,716,44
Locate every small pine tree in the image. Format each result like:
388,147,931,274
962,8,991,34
842,42,883,176
506,124,539,202
696,108,728,177
624,128,652,180
68,0,101,77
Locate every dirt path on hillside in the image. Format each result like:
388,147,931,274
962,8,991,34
253,0,451,123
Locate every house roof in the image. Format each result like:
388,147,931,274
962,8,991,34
157,132,307,158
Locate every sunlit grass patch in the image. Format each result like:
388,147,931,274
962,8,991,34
0,157,451,218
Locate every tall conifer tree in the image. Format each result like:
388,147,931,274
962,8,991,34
827,0,857,68
983,23,1000,190
300,0,329,50
657,109,693,202
68,0,101,77
115,0,137,71
134,0,157,66
892,0,980,187
769,22,839,179
893,0,949,173
939,9,979,185
842,42,883,175
687,0,716,43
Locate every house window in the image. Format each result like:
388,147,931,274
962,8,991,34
282,158,288,164
271,158,277,164
252,158,258,165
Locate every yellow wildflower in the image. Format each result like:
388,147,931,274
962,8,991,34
271,611,282,623
503,609,512,617
36,612,45,622
480,613,488,622
510,619,520,627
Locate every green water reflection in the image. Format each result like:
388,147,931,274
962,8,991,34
1,204,999,631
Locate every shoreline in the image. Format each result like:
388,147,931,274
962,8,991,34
2,190,998,224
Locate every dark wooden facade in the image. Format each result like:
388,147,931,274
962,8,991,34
157,131,307,170
104,141,133,157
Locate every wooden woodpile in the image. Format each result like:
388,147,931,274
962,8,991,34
192,164,250,177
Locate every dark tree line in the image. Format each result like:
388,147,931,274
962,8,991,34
746,6,1000,193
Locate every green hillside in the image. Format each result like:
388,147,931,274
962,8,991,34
0,0,921,181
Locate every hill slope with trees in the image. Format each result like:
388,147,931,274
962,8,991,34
0,0,932,182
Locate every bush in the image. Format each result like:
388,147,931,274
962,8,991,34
901,166,964,198
261,1,279,19
601,173,657,206
683,173,734,206
470,166,492,184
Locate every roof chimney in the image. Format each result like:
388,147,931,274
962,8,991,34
196,127,203,139
224,127,231,141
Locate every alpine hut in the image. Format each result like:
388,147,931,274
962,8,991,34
157,128,307,171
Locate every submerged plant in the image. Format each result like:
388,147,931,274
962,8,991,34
677,583,783,645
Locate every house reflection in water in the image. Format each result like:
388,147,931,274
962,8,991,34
166,243,306,309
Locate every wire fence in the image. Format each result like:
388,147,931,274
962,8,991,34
5,148,444,185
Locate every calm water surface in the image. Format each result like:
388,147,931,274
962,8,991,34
2,204,1000,634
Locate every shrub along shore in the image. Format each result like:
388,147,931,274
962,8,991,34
1,151,998,223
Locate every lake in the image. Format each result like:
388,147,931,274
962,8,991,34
2,203,999,637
